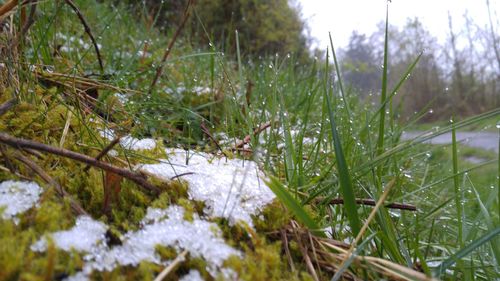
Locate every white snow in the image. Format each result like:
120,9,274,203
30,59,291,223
31,216,108,252
0,180,42,220
138,148,276,227
180,270,204,281
32,206,240,279
120,136,157,151
98,129,157,151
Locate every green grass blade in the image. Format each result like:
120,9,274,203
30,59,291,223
433,227,500,276
324,49,361,236
266,176,325,237
376,3,390,159
451,118,464,248
328,33,351,119
331,232,377,281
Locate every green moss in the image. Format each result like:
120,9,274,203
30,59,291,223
254,200,290,232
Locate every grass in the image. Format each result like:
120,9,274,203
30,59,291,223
0,0,499,280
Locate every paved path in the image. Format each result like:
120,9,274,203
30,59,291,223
401,131,499,153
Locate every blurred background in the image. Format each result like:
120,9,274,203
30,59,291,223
110,0,499,123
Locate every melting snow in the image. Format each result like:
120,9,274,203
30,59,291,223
138,148,276,227
98,129,157,151
32,205,240,279
0,180,42,220
31,216,108,252
180,270,204,281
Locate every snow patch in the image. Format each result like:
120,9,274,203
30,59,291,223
180,270,204,281
98,129,157,151
32,206,240,279
0,180,42,220
31,216,108,252
138,149,276,227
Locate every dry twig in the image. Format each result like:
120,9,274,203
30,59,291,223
149,0,193,94
13,152,88,216
321,197,416,211
0,98,16,116
0,132,159,193
233,121,272,150
83,136,121,172
63,0,104,72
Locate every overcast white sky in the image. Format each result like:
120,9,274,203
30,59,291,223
296,0,499,50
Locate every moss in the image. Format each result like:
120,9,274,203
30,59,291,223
254,200,290,232
224,242,308,281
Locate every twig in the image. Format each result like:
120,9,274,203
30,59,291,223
83,136,121,172
148,0,193,94
0,98,16,116
0,132,159,193
333,178,397,280
0,0,18,18
13,152,88,216
63,0,104,72
170,172,194,180
153,250,188,281
200,121,227,158
323,198,416,211
233,121,272,150
13,0,37,46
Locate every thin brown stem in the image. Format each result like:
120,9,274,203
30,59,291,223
0,0,18,18
148,0,193,94
83,136,121,172
0,132,159,193
0,98,16,116
14,152,88,216
321,197,416,211
63,0,104,72
234,121,272,150
200,121,227,158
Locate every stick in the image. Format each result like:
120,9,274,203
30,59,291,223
153,250,188,281
63,0,104,72
0,0,18,18
323,198,416,211
0,98,16,116
83,136,121,172
0,132,159,193
148,0,193,94
14,152,88,216
233,121,272,149
200,122,227,157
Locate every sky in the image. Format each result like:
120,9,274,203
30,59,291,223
296,0,498,50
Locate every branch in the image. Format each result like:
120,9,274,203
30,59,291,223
63,0,104,72
14,152,88,216
0,98,17,117
83,136,121,172
0,132,159,193
324,197,416,211
148,0,193,94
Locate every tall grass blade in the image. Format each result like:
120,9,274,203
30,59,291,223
433,227,500,276
451,118,464,248
331,233,376,281
324,49,361,236
266,176,325,237
376,3,390,160
328,33,351,119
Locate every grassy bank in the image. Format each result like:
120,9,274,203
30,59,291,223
0,0,498,280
